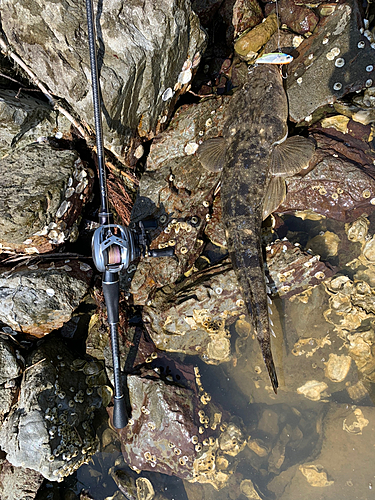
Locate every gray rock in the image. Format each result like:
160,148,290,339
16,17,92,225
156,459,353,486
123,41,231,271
0,143,93,253
0,0,206,159
0,261,92,336
0,456,44,500
0,337,22,425
0,89,71,156
0,337,104,482
0,337,22,384
286,2,375,122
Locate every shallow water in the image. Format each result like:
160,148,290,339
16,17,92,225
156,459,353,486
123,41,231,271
33,212,375,500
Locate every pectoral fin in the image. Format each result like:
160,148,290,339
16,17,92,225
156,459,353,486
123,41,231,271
271,136,315,176
262,176,286,220
196,137,227,172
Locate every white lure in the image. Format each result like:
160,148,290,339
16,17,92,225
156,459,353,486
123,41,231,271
256,52,293,65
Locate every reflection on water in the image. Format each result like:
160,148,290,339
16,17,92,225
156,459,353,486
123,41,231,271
35,214,375,500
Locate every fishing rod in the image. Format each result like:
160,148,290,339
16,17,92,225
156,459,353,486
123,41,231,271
85,0,174,429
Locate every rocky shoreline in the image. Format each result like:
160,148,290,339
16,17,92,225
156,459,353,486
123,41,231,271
1,1,375,499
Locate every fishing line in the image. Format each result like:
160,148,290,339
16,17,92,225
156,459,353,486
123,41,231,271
275,0,281,52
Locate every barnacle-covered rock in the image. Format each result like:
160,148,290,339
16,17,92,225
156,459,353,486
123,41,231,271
0,336,104,482
266,239,334,300
0,143,93,255
286,2,375,122
142,262,246,364
279,128,375,222
345,214,370,243
0,261,92,336
129,97,230,304
110,363,239,489
0,0,206,160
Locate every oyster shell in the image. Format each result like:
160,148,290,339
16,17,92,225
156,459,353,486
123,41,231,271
324,353,351,382
297,380,329,401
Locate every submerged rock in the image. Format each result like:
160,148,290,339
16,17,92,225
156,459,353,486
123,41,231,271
0,261,92,336
268,405,375,500
0,143,93,254
286,2,375,122
0,0,206,160
0,337,104,482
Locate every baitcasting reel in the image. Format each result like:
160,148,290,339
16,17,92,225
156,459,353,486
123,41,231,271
92,219,175,274
92,224,137,273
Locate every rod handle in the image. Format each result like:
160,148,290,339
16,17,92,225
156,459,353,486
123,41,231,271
102,271,119,324
113,395,128,429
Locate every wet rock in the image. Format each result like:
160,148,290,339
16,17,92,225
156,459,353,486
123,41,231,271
266,239,334,300
0,90,72,157
286,2,375,123
0,0,206,160
0,336,104,482
278,127,375,222
306,231,340,259
264,0,319,35
110,362,242,489
0,337,22,384
0,143,93,254
0,261,92,336
234,13,278,60
0,456,44,500
142,262,246,364
268,405,375,499
129,97,230,304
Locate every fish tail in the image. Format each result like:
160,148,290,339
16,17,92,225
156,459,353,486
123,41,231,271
259,338,278,393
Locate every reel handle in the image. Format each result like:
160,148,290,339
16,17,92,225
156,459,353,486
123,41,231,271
148,248,175,257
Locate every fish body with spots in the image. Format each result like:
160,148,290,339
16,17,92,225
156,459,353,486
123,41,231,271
197,64,314,391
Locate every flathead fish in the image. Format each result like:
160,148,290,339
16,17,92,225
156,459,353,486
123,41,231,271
197,65,315,392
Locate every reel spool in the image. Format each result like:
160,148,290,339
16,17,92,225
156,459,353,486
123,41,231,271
92,224,137,273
